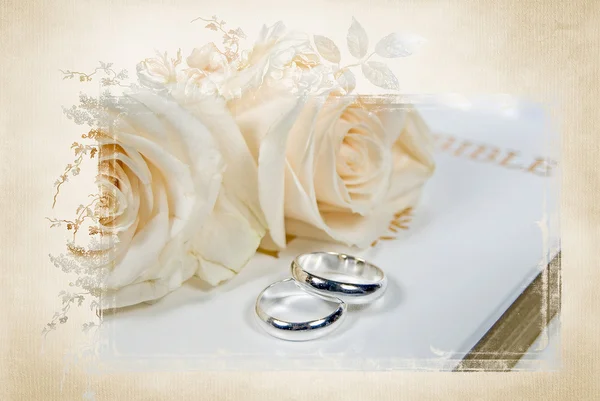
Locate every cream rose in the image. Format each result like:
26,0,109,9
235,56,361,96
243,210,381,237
136,50,182,89
233,90,435,248
177,43,235,96
187,43,229,74
285,97,435,247
224,22,324,96
226,22,434,248
94,88,265,308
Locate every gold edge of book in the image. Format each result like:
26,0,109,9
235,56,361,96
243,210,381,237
454,252,561,371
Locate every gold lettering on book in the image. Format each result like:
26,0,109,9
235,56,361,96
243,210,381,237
453,141,472,157
440,136,456,151
499,150,524,170
433,134,557,177
485,147,500,163
469,144,489,161
526,158,558,177
371,207,413,247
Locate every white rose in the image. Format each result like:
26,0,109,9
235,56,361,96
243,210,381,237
225,21,433,249
136,50,182,89
234,91,435,248
186,43,229,73
222,22,330,97
95,88,265,308
177,43,234,96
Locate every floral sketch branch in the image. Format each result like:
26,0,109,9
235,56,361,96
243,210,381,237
190,15,247,62
45,66,128,336
60,61,129,86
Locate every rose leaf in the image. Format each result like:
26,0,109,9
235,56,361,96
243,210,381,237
314,35,341,64
335,68,357,93
361,61,399,90
347,17,369,59
375,33,426,58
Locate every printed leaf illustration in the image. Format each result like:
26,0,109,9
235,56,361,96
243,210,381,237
335,68,356,93
347,17,369,59
361,61,399,90
375,33,426,58
314,35,341,64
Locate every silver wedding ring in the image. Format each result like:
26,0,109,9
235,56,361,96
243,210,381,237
291,252,388,304
254,252,386,341
254,278,347,341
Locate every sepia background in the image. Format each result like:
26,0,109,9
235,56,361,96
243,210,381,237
1,0,599,399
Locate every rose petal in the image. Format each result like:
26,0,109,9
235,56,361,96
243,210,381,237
171,85,266,231
101,251,197,309
103,171,170,289
286,188,422,249
196,258,236,286
98,139,154,226
256,96,308,248
125,90,224,178
394,108,436,171
112,129,195,236
284,94,331,200
193,191,263,281
99,160,140,232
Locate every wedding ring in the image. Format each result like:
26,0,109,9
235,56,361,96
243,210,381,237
254,278,347,341
291,252,387,304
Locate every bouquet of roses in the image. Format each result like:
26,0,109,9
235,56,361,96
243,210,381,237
46,16,434,325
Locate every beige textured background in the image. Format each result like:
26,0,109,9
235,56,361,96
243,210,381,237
1,0,599,399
